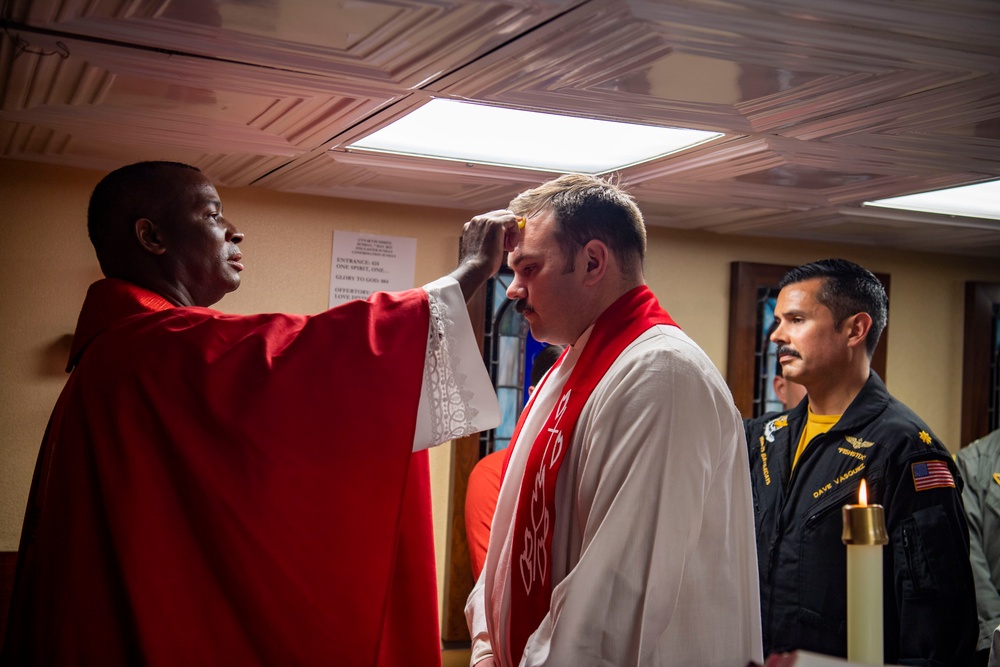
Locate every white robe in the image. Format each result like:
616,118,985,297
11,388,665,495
466,323,763,667
414,276,501,451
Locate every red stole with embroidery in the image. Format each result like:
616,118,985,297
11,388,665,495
506,285,677,664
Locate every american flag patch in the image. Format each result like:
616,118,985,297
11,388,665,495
911,461,956,492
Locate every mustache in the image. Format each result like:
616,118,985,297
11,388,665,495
776,346,801,359
514,299,533,315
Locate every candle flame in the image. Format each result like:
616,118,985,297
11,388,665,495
859,479,868,506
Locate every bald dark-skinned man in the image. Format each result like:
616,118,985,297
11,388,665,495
2,161,512,667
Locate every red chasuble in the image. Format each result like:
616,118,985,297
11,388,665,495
2,279,442,667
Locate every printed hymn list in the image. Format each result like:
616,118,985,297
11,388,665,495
329,231,417,307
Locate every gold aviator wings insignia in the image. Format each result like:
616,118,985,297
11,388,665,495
845,436,875,450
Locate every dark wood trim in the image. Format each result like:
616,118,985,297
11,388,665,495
440,286,486,643
0,551,17,651
441,433,479,642
961,282,1000,447
726,261,890,418
726,262,790,418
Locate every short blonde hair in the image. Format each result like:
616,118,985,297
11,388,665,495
509,174,646,279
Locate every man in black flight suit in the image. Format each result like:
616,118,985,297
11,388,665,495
745,258,976,666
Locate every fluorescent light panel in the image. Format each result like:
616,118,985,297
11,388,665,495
347,99,722,174
864,180,1000,221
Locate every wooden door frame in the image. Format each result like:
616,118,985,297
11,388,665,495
961,282,1000,447
440,287,485,643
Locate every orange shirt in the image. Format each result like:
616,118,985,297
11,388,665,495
465,449,507,579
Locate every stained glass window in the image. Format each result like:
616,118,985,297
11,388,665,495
754,289,783,417
480,271,545,457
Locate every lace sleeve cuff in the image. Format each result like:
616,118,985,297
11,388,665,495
412,276,500,451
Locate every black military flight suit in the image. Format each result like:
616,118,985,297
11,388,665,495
745,372,977,666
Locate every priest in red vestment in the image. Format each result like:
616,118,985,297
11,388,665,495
1,161,515,667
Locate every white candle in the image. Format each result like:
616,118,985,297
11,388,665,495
842,479,888,666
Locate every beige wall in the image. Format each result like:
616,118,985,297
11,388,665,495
3,160,1000,618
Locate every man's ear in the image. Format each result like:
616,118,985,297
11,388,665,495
135,218,167,256
581,240,608,286
773,376,787,405
843,312,873,351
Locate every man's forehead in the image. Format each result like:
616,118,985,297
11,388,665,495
777,278,826,309
507,215,553,268
155,178,220,224
187,177,221,203
508,238,560,270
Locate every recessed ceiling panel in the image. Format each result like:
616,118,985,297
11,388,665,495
0,33,404,181
11,0,584,87
593,52,826,106
259,151,532,210
734,165,878,190
0,119,291,186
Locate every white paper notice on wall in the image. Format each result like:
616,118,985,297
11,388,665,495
329,231,417,307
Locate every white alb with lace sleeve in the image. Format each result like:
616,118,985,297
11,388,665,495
412,276,500,451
